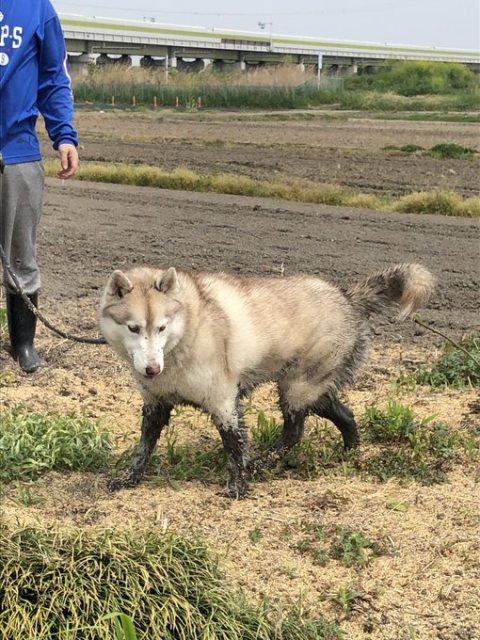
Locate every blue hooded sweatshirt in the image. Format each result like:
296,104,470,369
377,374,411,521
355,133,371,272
0,0,78,165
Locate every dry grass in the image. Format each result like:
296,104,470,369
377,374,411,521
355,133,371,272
44,160,480,217
82,65,313,88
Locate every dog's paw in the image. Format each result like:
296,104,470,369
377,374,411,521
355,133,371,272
217,481,249,500
247,451,281,475
108,478,134,492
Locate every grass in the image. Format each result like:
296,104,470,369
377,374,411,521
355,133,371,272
360,401,479,485
0,306,6,332
412,332,480,388
43,159,480,217
72,62,479,112
425,143,477,159
295,523,393,569
0,524,340,640
384,143,477,159
391,190,480,217
344,61,478,96
0,406,112,483
116,397,478,491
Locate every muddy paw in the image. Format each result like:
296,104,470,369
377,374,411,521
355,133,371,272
217,482,249,499
108,478,135,492
248,451,281,475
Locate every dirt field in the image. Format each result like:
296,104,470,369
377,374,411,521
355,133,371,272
2,111,480,639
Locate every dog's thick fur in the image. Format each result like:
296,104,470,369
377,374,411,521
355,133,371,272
100,263,435,498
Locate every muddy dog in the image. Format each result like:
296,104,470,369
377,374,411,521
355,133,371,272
100,263,435,497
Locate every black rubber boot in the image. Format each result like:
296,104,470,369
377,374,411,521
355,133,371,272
6,292,47,373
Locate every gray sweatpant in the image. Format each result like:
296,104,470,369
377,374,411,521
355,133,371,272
0,161,45,294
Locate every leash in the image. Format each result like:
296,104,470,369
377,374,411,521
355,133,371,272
0,243,106,345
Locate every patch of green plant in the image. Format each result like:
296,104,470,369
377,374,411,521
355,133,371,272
331,585,365,617
0,406,112,483
384,142,477,158
251,410,283,451
360,401,479,485
0,306,7,332
0,524,340,640
345,61,478,96
414,333,480,387
425,143,477,159
285,419,356,479
294,523,392,569
400,113,480,124
115,430,228,488
383,144,424,154
12,483,46,507
249,527,263,544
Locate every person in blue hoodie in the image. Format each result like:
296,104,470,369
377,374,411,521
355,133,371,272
0,0,79,372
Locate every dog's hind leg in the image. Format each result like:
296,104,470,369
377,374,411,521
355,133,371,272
212,397,249,499
313,393,359,450
108,402,172,491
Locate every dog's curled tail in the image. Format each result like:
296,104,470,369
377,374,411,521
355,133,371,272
346,263,435,320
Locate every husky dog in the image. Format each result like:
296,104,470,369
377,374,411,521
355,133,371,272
100,263,434,498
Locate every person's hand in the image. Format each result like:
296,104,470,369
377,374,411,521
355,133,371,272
57,143,79,179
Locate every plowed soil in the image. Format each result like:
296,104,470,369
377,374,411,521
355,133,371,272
2,110,479,640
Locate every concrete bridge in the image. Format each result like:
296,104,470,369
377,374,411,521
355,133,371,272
61,14,480,77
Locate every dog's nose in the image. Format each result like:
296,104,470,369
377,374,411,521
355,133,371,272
145,364,161,377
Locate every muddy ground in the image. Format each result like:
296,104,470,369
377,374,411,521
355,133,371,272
2,111,480,639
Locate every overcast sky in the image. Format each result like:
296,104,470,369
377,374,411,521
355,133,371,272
51,0,479,50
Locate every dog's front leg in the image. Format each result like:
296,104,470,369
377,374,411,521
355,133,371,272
212,398,249,499
109,402,172,491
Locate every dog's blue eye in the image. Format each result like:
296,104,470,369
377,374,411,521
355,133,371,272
128,325,140,334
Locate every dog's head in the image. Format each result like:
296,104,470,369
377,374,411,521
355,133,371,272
99,267,185,381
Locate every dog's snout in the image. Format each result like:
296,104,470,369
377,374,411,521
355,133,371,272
145,363,161,378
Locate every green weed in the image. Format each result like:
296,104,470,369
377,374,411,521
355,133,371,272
0,525,339,640
345,61,478,96
0,406,112,483
113,430,228,488
425,143,477,159
332,585,364,616
0,306,7,332
251,410,283,451
413,332,480,387
12,483,46,507
248,528,263,544
360,401,479,485
295,523,392,569
286,419,355,478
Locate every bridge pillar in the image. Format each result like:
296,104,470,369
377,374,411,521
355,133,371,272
342,62,358,76
233,60,246,71
96,53,114,67
212,59,226,72
177,58,205,72
67,52,96,77
117,54,132,67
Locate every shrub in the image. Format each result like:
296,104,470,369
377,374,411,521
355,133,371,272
0,525,339,640
345,61,478,96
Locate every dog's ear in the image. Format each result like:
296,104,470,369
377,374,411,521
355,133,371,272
155,267,179,295
107,270,133,298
